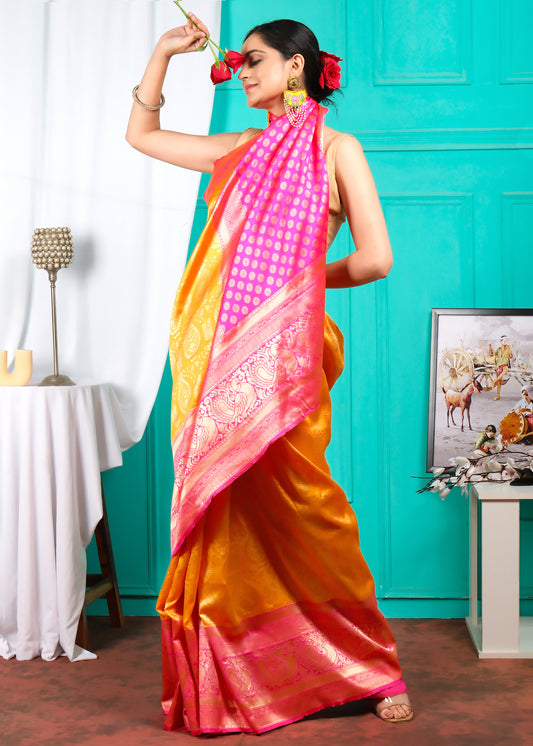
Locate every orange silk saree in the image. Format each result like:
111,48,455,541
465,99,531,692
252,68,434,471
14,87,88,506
157,102,405,734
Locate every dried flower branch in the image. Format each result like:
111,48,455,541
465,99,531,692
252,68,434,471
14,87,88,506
414,448,533,499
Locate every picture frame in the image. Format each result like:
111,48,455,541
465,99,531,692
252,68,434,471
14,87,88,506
427,308,533,470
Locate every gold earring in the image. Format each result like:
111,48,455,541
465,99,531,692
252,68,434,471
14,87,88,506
287,76,300,90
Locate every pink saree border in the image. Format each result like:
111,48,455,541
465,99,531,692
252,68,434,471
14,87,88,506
169,297,324,554
205,251,325,391
161,595,405,734
171,254,324,488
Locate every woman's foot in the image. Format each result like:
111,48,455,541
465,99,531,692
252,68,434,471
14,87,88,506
375,693,413,723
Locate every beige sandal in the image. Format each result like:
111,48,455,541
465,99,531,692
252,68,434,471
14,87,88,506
375,693,413,723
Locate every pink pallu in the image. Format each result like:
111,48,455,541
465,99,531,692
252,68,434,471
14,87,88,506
169,101,330,555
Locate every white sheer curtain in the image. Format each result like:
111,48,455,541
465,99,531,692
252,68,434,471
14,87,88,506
0,0,221,447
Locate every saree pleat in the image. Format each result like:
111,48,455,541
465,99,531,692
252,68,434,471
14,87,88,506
157,315,405,735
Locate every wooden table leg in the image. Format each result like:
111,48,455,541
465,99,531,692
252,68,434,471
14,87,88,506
481,498,520,654
76,478,124,649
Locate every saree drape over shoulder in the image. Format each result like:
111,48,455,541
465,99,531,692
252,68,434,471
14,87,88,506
157,101,405,735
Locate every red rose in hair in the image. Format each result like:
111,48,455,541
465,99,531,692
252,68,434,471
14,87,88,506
210,60,232,85
319,51,342,90
224,50,246,72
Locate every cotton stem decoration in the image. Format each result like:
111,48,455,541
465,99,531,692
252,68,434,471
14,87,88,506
415,449,533,499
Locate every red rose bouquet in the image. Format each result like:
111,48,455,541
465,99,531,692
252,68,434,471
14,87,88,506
174,1,244,85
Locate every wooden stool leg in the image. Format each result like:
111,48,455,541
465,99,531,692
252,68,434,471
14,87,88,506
94,481,124,629
76,607,88,650
76,478,124,648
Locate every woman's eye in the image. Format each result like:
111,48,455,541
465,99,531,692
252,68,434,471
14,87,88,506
250,59,260,67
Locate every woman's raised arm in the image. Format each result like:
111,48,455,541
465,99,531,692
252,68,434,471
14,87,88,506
126,14,241,174
326,136,393,288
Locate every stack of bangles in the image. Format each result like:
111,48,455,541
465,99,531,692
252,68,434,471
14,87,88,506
132,84,165,110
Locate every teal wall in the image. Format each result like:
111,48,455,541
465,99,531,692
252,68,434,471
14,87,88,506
90,0,533,618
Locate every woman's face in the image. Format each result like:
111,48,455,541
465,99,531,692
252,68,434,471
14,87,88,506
238,34,298,114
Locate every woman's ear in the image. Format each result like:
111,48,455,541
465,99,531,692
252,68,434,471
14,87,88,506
289,53,305,78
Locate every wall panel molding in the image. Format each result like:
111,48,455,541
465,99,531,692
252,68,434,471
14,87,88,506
378,194,474,598
501,193,533,307
372,0,472,85
499,0,533,84
355,127,533,151
117,430,161,597
375,279,391,594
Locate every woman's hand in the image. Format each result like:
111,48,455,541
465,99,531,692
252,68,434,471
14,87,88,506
157,14,210,58
126,14,240,174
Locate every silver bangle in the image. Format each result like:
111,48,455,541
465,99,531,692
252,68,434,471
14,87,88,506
132,84,165,111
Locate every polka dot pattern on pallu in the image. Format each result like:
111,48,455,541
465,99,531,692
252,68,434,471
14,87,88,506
217,108,329,332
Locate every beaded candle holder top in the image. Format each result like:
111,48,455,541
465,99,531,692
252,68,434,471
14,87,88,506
31,226,74,272
31,227,75,386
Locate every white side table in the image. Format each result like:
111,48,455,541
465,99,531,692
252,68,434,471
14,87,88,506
0,382,125,661
466,482,533,658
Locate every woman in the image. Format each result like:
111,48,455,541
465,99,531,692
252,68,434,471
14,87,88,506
126,13,412,734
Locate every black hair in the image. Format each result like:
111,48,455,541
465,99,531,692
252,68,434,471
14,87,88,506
486,425,497,433
244,19,338,104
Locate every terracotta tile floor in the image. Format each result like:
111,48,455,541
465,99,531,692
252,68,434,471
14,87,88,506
1,617,532,745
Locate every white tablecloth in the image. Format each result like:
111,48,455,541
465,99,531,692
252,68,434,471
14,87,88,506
0,381,126,661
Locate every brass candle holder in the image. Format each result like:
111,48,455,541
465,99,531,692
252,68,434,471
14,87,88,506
31,227,75,386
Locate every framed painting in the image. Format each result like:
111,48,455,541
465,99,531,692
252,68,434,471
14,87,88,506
427,308,533,470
